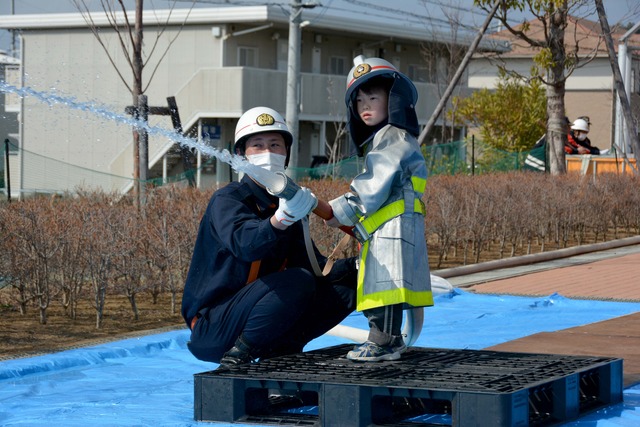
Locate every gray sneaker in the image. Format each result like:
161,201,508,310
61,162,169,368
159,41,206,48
346,341,400,362
391,335,407,354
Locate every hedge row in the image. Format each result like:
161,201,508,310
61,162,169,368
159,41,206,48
1,171,639,327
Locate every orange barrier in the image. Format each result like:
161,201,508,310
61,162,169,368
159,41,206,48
566,155,637,176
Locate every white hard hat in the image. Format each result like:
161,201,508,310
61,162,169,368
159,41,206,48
571,119,589,133
345,55,417,104
234,107,292,164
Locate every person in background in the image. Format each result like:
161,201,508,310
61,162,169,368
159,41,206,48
566,117,600,155
182,106,358,368
326,56,433,362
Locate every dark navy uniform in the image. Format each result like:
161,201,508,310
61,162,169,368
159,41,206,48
182,175,357,363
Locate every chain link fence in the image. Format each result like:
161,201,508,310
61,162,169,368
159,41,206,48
1,139,540,198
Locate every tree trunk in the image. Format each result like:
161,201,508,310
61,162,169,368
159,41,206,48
132,0,144,203
128,292,139,321
38,303,47,325
546,4,569,175
95,284,106,329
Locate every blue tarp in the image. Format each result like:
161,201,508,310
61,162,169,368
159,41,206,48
1,289,639,426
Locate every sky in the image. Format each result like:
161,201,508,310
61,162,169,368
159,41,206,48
1,0,639,56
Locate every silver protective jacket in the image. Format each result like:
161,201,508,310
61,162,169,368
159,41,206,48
329,125,433,311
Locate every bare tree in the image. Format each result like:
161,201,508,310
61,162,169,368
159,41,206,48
78,193,122,329
71,0,195,202
417,2,476,144
51,197,87,320
112,206,147,320
0,204,38,315
11,201,61,325
423,176,464,268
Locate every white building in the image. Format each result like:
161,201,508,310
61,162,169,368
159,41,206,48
0,50,20,198
0,5,505,197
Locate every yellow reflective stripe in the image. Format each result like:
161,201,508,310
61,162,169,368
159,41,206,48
359,198,426,234
415,198,426,216
360,200,404,234
356,287,434,312
412,176,426,194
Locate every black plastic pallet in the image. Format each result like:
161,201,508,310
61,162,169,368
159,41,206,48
194,344,623,427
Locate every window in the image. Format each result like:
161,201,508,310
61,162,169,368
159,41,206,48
407,64,429,83
330,56,346,75
238,47,258,67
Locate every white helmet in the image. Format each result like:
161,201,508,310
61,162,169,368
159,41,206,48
234,106,293,164
571,119,589,133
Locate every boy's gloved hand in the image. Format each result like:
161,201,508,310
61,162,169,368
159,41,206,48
274,187,317,227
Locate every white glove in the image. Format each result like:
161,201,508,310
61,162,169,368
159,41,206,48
274,187,317,226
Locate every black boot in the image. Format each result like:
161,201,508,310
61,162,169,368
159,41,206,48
218,335,256,369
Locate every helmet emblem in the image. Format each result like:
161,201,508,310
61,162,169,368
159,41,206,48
256,113,275,126
353,63,371,79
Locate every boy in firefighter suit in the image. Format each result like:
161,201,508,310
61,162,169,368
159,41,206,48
182,106,358,368
326,56,434,361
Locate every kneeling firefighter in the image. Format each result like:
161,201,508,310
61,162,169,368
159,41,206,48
182,106,358,368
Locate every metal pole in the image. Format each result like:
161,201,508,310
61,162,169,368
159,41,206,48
196,121,202,188
595,0,639,173
286,0,302,178
615,43,627,154
4,139,10,203
167,96,196,187
471,134,475,176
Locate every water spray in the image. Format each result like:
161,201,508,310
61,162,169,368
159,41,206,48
0,82,351,233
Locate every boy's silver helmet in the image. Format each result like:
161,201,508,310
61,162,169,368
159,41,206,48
345,55,420,155
345,55,418,105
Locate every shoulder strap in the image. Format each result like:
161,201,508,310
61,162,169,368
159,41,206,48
301,216,353,277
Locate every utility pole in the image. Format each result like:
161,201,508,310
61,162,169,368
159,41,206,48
285,0,302,178
285,0,316,178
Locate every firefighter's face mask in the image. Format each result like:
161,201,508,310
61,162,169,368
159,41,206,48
245,152,287,173
244,132,289,172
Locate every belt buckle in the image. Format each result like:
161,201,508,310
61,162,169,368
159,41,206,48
353,222,370,243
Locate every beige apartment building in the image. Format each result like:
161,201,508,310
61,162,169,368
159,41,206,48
0,5,505,198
